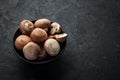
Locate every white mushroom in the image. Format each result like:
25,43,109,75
44,39,60,56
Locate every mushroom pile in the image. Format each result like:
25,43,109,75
15,18,68,61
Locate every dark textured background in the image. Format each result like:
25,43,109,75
0,0,120,80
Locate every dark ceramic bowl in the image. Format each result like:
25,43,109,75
13,21,66,64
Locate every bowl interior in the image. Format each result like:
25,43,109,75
13,28,66,64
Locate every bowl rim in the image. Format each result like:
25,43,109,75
13,28,66,64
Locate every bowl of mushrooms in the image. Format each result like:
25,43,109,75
13,18,68,64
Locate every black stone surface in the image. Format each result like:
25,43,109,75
0,0,120,80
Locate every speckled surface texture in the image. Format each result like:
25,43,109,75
0,0,120,80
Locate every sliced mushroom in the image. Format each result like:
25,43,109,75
54,33,68,43
49,22,62,35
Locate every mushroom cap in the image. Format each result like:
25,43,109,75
15,35,31,50
34,18,51,28
38,48,48,60
30,28,48,42
48,35,55,39
19,20,34,35
44,39,60,56
23,42,41,60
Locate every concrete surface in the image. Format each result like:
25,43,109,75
0,0,120,80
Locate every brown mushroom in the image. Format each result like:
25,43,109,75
34,18,51,28
43,28,48,32
19,20,34,35
48,35,55,39
30,28,48,42
38,48,48,60
23,42,41,60
15,35,31,50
